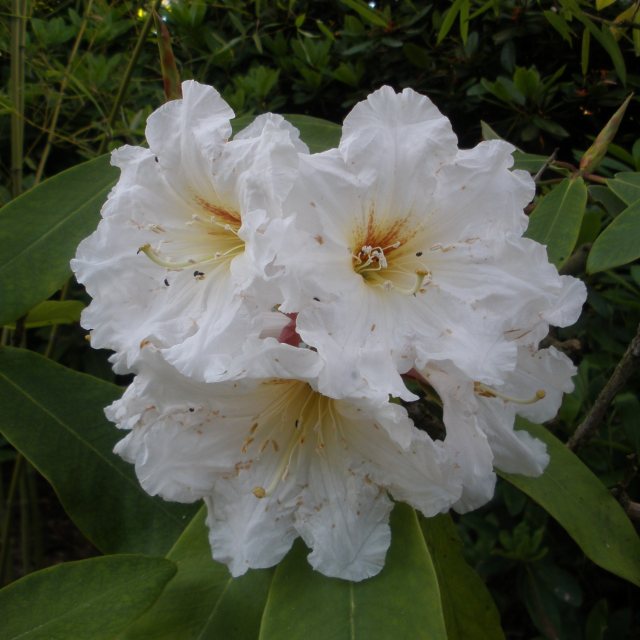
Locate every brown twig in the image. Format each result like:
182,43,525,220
626,501,640,523
612,487,640,524
567,322,640,450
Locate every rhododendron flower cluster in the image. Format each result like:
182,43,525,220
72,81,586,581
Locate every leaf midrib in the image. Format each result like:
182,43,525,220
8,562,171,639
0,366,187,525
0,183,114,277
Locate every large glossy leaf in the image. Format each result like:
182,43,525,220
120,508,274,640
259,503,447,640
513,151,548,174
500,420,640,587
607,172,640,205
0,347,197,555
1,555,176,640
421,514,505,640
284,114,341,152
525,176,587,267
0,155,117,325
2,300,84,330
587,199,640,273
232,114,341,153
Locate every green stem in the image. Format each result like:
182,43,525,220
10,0,27,198
34,0,95,185
0,454,24,586
98,0,163,155
26,467,43,570
44,280,70,360
19,472,30,575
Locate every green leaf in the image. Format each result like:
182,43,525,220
1,555,176,640
478,126,549,175
543,10,574,44
578,14,627,84
403,42,431,69
459,0,470,45
581,28,591,76
421,514,505,640
232,114,341,153
525,177,587,267
520,566,565,639
587,199,640,273
589,184,626,216
585,599,609,640
340,0,388,28
437,0,464,45
0,155,117,326
596,0,617,11
576,208,603,246
3,299,84,329
480,120,502,141
531,115,569,138
121,508,274,640
259,503,447,640
607,172,640,205
513,151,549,174
0,347,197,555
513,67,540,101
499,420,640,587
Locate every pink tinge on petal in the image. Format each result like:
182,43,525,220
277,313,302,347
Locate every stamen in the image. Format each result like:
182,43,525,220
209,218,242,237
474,382,546,405
251,385,322,500
252,428,304,499
366,269,430,296
138,244,196,270
138,241,244,272
353,242,400,273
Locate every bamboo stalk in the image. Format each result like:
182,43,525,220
0,455,24,586
98,0,163,155
34,0,95,185
10,0,27,198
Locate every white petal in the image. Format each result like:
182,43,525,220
341,86,457,214
475,398,549,477
235,112,309,154
205,474,297,577
424,367,497,513
294,432,393,582
501,346,577,424
429,141,533,241
146,80,233,190
339,399,463,516
427,235,586,347
473,346,576,476
72,88,303,380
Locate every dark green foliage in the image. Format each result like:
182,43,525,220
1,2,639,638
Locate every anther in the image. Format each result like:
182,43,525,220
474,382,546,405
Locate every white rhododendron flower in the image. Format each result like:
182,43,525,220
421,346,577,512
72,80,305,380
107,347,462,581
269,87,585,401
73,81,586,583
